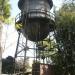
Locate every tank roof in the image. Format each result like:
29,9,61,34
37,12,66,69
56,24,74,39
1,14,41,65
48,0,53,8
18,0,53,10
18,0,24,9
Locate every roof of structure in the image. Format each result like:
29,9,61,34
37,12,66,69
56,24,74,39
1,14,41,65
18,0,53,10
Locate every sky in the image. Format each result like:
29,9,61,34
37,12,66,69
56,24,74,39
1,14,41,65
2,0,63,58
10,0,20,17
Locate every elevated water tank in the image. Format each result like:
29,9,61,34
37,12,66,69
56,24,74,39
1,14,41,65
17,0,55,41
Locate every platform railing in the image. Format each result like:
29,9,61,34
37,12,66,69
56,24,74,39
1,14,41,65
15,9,55,23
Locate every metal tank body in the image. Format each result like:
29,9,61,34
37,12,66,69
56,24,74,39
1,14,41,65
17,0,54,41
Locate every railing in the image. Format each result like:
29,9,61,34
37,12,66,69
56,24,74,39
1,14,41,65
15,9,55,23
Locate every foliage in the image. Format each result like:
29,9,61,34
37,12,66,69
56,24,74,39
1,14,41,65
15,57,30,73
2,56,15,74
0,0,11,22
2,56,30,74
15,23,23,30
36,36,57,64
0,1,11,74
53,1,75,75
35,1,75,75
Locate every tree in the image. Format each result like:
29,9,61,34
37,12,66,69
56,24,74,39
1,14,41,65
36,1,75,75
15,57,30,74
53,1,75,75
36,36,57,64
2,56,15,74
0,0,11,19
0,0,11,74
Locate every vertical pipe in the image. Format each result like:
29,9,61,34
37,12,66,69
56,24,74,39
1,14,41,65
36,42,37,62
34,42,36,62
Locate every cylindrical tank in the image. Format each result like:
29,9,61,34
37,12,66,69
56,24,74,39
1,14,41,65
18,0,54,41
18,0,53,12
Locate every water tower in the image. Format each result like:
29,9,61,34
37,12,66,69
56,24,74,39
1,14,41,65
16,0,55,41
15,0,55,74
